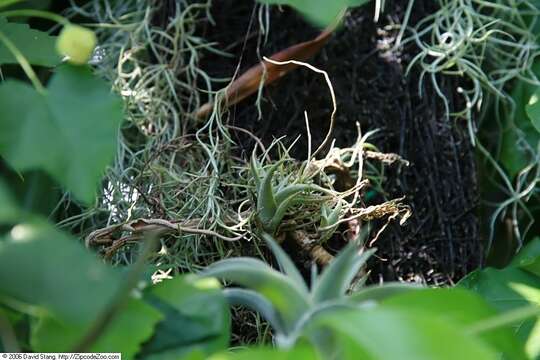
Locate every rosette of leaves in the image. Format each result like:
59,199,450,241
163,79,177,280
319,202,342,242
202,233,417,347
250,154,328,234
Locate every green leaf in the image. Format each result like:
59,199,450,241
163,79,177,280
306,308,499,360
312,244,376,304
347,282,422,305
256,0,370,27
139,276,230,360
202,257,309,333
261,232,308,294
0,165,63,218
381,288,528,359
0,1,50,10
0,221,120,324
460,267,540,359
31,298,163,359
208,345,321,360
224,288,286,335
512,237,540,277
267,192,300,233
0,0,22,9
257,161,279,226
526,89,540,133
0,179,19,223
0,65,123,204
274,184,312,205
0,17,60,66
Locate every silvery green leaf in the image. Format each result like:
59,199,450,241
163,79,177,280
224,288,287,336
257,161,282,225
274,184,313,205
250,151,262,190
261,232,308,294
202,257,310,332
312,244,376,304
267,192,299,233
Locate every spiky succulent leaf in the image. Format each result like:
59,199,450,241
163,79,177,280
274,184,313,204
312,244,376,304
261,232,308,294
321,204,330,224
224,288,287,335
276,174,293,192
202,257,310,332
266,192,300,233
327,202,342,226
347,283,422,305
320,202,342,242
250,152,262,190
257,161,282,225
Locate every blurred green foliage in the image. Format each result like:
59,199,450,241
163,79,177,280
0,1,538,359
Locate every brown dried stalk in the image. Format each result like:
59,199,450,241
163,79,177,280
194,27,334,120
290,230,334,267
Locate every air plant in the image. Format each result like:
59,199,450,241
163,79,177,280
319,202,343,243
250,153,326,234
201,233,420,349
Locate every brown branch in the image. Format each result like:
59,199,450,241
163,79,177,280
194,27,334,120
86,216,247,259
290,230,334,267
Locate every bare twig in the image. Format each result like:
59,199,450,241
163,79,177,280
194,26,334,120
290,230,334,267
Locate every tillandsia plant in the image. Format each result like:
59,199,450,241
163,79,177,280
250,151,336,235
401,0,540,140
319,202,342,243
201,232,419,349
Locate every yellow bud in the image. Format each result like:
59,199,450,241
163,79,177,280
56,24,97,65
192,277,221,290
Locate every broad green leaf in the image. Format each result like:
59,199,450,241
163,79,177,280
2,168,62,218
256,0,370,27
31,298,163,359
312,244,376,304
0,221,120,324
526,89,540,133
0,0,23,9
306,308,498,360
0,305,27,352
460,267,540,359
0,65,123,204
347,282,422,305
139,276,230,360
207,345,321,360
381,288,528,359
202,257,309,333
512,237,540,277
0,0,50,10
0,17,60,66
0,179,19,223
